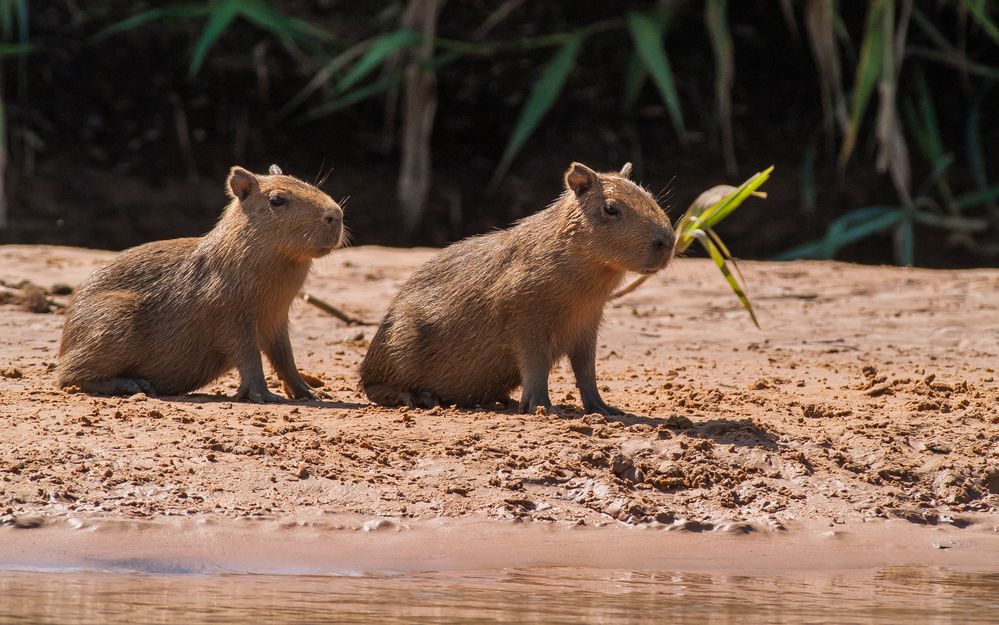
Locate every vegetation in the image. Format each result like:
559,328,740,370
1,2,996,266
614,166,772,327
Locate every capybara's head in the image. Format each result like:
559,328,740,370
564,162,675,274
226,164,345,260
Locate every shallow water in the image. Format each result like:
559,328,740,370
1,567,997,625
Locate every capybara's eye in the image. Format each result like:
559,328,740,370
269,196,287,207
602,203,619,217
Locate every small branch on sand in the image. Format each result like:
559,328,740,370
299,292,373,326
0,284,68,312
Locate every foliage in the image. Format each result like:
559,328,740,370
614,166,772,327
4,1,998,265
0,0,31,230
673,166,773,327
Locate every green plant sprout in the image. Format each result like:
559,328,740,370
614,166,774,329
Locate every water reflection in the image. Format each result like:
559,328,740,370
1,567,996,625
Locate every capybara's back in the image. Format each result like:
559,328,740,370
360,162,675,413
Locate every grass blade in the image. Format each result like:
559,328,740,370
491,33,583,186
0,42,30,57
954,184,999,211
960,0,999,46
95,4,210,39
627,11,686,144
706,0,737,174
623,51,646,109
336,29,419,94
838,0,888,169
681,165,773,239
894,216,914,265
801,132,818,213
237,0,330,43
907,46,999,81
775,206,902,260
188,0,239,78
691,230,759,328
690,217,751,288
966,84,997,214
304,50,460,121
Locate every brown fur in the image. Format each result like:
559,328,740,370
56,165,344,402
359,162,675,415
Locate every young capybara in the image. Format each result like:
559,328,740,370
360,162,675,415
57,164,344,402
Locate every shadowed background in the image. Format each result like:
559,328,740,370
0,1,996,267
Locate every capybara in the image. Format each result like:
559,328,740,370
57,164,344,402
360,162,675,415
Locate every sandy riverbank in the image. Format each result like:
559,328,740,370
1,245,997,570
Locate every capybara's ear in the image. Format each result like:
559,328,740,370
268,164,283,175
226,166,258,201
619,162,633,178
565,162,597,197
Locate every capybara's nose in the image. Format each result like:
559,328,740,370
324,207,343,227
652,231,675,254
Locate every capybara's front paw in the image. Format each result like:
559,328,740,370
584,401,624,416
518,393,552,414
236,385,285,403
282,380,316,400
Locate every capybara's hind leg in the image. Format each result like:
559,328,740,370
81,377,157,397
361,382,407,407
401,390,440,409
57,290,144,391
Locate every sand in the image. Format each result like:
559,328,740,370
1,244,997,572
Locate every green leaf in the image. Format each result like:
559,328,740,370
966,85,997,211
776,206,902,260
911,7,956,54
691,230,760,328
188,0,239,78
823,206,901,258
627,12,686,144
95,4,211,39
0,41,31,57
305,72,407,119
894,217,914,266
801,134,818,212
676,166,773,249
690,218,751,289
336,29,419,94
773,239,826,260
238,0,329,45
622,51,646,110
913,71,944,160
838,0,888,169
960,0,999,46
706,0,736,174
304,50,460,121
955,183,999,211
907,46,999,81
491,34,584,186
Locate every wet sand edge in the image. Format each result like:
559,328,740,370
2,515,998,575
